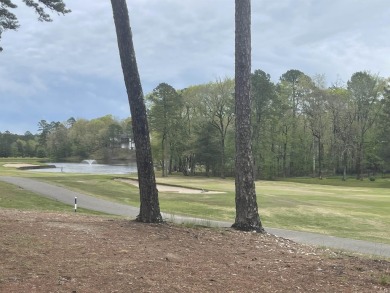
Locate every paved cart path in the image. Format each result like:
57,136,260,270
1,176,390,258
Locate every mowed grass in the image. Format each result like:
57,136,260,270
0,159,110,215
33,174,390,244
0,181,104,215
257,180,390,244
1,158,390,244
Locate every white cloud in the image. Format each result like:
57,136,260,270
1,0,390,134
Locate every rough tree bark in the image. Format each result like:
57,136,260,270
110,0,162,223
232,0,264,232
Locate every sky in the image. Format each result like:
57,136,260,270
1,0,390,134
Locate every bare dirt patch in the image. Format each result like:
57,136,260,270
0,209,389,292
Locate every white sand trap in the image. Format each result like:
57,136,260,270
116,179,225,194
3,163,39,168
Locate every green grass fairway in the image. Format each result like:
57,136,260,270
257,180,390,244
0,181,104,215
0,159,109,215
1,158,390,244
30,174,390,244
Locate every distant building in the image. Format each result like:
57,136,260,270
120,136,135,150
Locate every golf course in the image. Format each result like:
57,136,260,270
1,158,390,245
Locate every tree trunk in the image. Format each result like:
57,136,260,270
169,151,173,175
253,158,258,180
110,0,162,223
232,0,264,232
343,152,347,181
191,153,196,175
161,135,166,177
282,141,287,177
356,142,363,180
318,137,323,179
312,137,316,177
220,137,226,179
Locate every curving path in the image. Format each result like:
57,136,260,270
1,176,390,258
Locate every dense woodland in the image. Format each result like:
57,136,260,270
1,69,390,180
0,116,134,164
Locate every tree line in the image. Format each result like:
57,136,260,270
0,115,134,163
147,69,390,180
2,69,389,180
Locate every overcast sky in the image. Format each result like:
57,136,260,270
1,0,390,134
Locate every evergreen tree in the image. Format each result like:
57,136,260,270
0,0,70,51
148,83,183,177
232,0,264,232
110,0,162,223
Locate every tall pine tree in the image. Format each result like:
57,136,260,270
110,0,163,223
232,0,264,232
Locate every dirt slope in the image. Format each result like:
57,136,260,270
0,209,389,292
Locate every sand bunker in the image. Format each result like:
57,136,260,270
3,163,39,168
116,179,225,194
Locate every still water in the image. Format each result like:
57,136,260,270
30,162,137,175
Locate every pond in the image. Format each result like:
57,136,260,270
29,162,137,175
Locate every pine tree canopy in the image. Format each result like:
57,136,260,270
0,0,70,51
